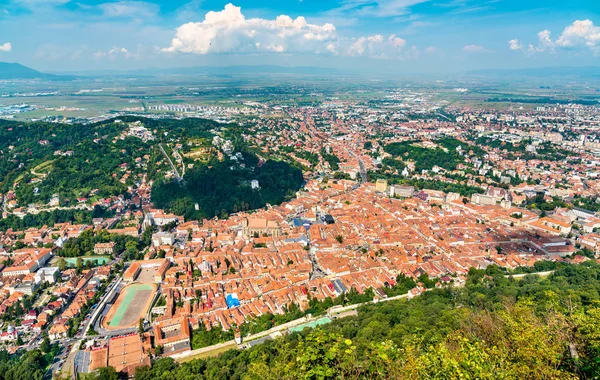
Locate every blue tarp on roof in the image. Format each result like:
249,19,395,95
226,293,240,308
293,218,312,227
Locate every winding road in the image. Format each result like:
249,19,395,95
158,143,182,183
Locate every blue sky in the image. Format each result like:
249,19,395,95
0,0,598,73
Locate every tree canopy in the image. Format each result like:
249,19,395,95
152,153,303,221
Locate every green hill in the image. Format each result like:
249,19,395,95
0,62,75,80
0,62,54,79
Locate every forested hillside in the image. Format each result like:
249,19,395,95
0,208,99,231
0,117,219,197
152,152,304,221
107,261,600,380
1,117,302,224
383,137,485,172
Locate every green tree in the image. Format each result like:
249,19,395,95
57,258,68,271
87,366,119,380
76,257,84,272
125,240,138,256
40,336,51,353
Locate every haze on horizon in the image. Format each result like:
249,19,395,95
0,0,598,74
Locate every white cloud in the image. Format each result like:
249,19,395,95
99,1,159,18
329,0,429,18
109,47,129,55
424,46,437,54
162,3,420,61
388,34,406,48
348,34,410,59
0,42,12,52
555,20,600,51
518,20,600,55
94,46,136,60
462,44,487,52
163,3,337,55
326,42,338,55
508,39,522,51
536,30,554,50
349,35,381,56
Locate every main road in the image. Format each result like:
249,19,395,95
349,150,367,183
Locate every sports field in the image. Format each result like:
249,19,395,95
63,256,110,267
288,317,332,333
104,283,156,329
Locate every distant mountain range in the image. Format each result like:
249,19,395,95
466,66,600,78
57,64,342,77
149,64,341,75
1,62,342,80
0,62,77,80
2,61,599,81
0,62,56,79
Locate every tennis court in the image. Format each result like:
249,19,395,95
63,256,110,267
289,317,332,333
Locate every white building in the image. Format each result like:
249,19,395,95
391,185,414,198
446,192,461,203
152,232,175,247
471,193,496,206
34,267,60,284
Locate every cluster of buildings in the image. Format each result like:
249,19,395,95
66,175,597,371
2,88,600,377
147,104,256,119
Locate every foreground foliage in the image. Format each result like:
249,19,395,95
132,261,600,379
0,349,56,380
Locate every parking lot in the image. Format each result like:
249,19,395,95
75,350,91,373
